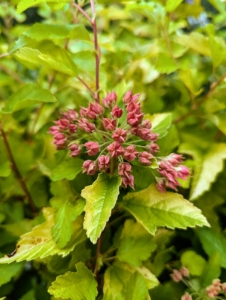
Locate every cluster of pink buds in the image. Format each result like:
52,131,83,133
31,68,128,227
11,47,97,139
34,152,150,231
181,293,192,300
49,90,190,190
170,267,189,282
206,279,226,298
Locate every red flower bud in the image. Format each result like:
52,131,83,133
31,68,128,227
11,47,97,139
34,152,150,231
68,143,81,157
111,105,123,118
118,162,132,177
78,118,95,133
139,151,153,165
107,141,124,157
112,128,127,143
123,145,139,161
170,270,183,282
177,166,190,180
82,160,97,175
69,124,77,133
103,118,117,131
127,112,143,126
55,119,70,130
49,126,59,135
84,141,100,156
98,155,110,171
123,90,133,104
167,153,183,166
121,174,134,189
141,120,152,129
62,109,78,121
148,143,160,154
103,92,117,107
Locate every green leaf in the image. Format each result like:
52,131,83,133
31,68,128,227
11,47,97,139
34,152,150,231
2,84,56,113
123,271,148,300
155,53,177,74
17,0,71,14
197,227,226,268
0,208,86,263
136,266,159,290
208,114,226,135
24,24,90,41
122,184,209,235
176,33,211,56
51,199,85,248
181,250,206,276
117,219,156,267
48,262,98,300
190,143,226,200
0,262,24,286
199,252,221,288
0,161,11,177
51,158,83,181
82,173,121,244
145,113,172,138
15,45,78,77
209,36,226,68
179,69,203,95
165,0,183,12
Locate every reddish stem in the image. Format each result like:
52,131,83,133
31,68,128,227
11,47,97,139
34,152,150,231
71,3,92,24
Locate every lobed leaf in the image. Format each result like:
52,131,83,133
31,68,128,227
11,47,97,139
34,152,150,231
82,173,121,244
122,184,209,235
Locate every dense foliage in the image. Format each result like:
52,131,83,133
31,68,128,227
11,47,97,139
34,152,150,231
0,0,226,299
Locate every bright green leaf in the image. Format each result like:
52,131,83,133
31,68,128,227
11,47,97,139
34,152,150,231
136,266,159,290
0,208,86,263
176,33,211,56
0,262,24,286
51,158,83,181
179,69,203,95
165,0,183,12
2,84,56,113
0,161,11,177
208,113,226,135
122,184,209,235
117,219,156,267
82,173,121,243
48,262,98,300
17,0,71,14
145,113,172,138
181,250,206,276
123,271,148,300
200,252,221,288
155,53,177,74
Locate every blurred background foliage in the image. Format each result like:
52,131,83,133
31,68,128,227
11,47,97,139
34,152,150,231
1,0,226,299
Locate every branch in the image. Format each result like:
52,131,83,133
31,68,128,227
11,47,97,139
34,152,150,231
77,76,96,99
0,128,37,213
174,73,226,124
72,2,92,24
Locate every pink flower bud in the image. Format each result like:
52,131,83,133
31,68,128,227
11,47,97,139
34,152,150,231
68,143,81,157
103,118,117,131
98,155,110,171
82,160,97,175
55,119,70,130
139,151,153,165
149,133,159,142
148,143,160,154
156,178,166,193
54,133,66,140
180,267,189,277
107,141,124,157
123,145,139,161
69,124,77,133
80,107,88,118
49,126,59,135
170,270,182,282
142,120,152,129
127,112,143,127
167,179,180,191
122,174,134,189
137,128,153,141
222,282,226,292
131,93,140,102
112,128,127,143
78,118,95,133
103,92,117,107
118,162,132,177
206,285,218,298
62,109,78,121
177,166,190,180
86,103,104,119
123,90,133,104
181,293,192,300
167,153,183,166
111,106,123,118
53,133,67,150
84,141,100,156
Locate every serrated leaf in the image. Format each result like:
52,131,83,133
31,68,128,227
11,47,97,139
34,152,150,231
0,262,24,286
48,262,98,300
181,250,206,276
82,173,121,244
2,84,56,113
17,0,71,14
15,45,78,77
0,161,11,177
0,208,86,263
199,252,221,288
136,266,159,290
123,271,148,300
24,24,90,41
122,184,209,235
51,199,85,248
197,227,226,268
146,113,172,138
51,158,83,181
165,0,183,12
190,143,226,200
117,219,156,267
176,32,211,56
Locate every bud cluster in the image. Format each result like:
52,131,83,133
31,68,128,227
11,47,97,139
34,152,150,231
206,279,226,298
49,90,190,190
181,293,192,300
170,267,189,283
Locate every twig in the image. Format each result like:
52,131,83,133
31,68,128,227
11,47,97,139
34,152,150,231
0,53,9,59
72,2,92,24
0,63,23,83
174,73,226,124
0,128,37,213
77,76,96,98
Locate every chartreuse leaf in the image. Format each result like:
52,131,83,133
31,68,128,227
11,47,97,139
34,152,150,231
136,266,159,289
122,184,209,235
117,219,156,267
24,24,90,41
2,84,56,113
0,161,11,177
199,252,221,288
0,208,86,263
51,158,83,181
197,227,226,268
123,271,148,300
208,114,226,135
190,143,226,200
165,0,183,12
0,262,24,286
181,250,206,276
155,53,177,74
82,173,121,244
51,199,85,248
179,69,203,95
17,0,71,14
145,113,172,138
48,262,98,300
15,45,78,77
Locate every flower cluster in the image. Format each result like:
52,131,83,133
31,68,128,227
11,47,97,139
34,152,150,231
206,279,226,298
170,267,189,283
49,90,190,190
